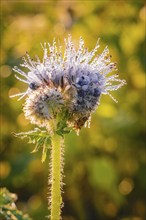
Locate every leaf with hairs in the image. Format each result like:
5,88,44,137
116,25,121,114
13,128,51,162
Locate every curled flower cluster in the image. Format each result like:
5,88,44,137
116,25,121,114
23,87,64,127
12,35,125,132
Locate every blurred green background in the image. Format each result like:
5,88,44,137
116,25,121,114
0,1,145,220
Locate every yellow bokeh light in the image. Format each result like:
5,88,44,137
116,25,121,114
54,23,65,35
0,161,11,179
139,5,146,21
0,49,6,64
104,202,117,217
131,73,146,89
98,103,117,118
0,65,12,78
28,195,41,210
17,113,29,126
8,87,20,97
28,159,43,174
119,178,134,195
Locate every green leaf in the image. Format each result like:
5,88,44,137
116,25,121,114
56,120,71,136
0,188,32,220
41,145,47,163
13,128,51,162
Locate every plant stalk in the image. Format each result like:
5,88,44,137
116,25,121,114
49,133,64,220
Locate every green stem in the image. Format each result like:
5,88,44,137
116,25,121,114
50,133,64,220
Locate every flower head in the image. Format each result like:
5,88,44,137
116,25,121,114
12,35,126,132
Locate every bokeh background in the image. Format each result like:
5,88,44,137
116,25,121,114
0,1,145,220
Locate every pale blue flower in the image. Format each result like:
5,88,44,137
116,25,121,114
11,35,126,130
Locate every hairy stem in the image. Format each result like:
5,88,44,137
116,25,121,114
49,133,64,220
